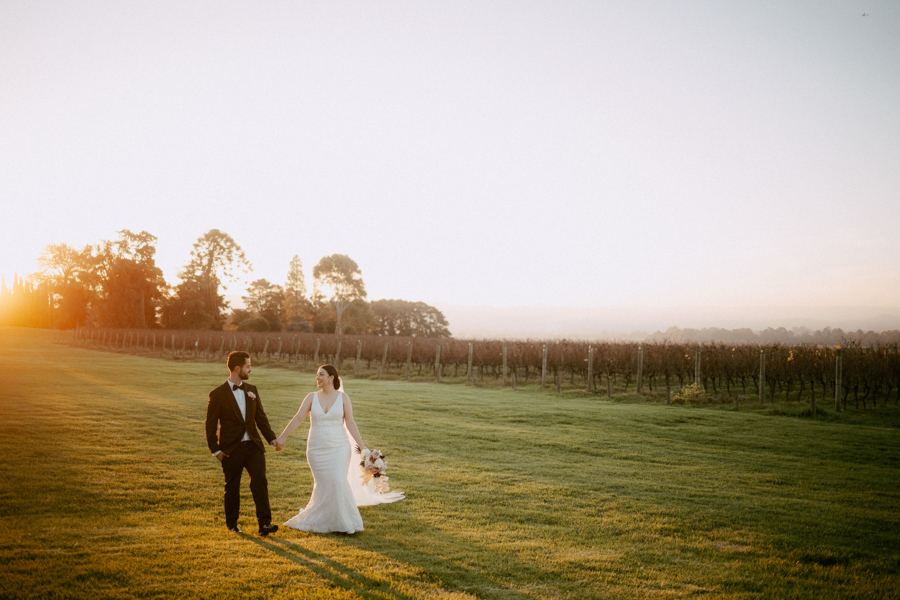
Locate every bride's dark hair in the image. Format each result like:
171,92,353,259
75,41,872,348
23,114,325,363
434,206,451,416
320,364,341,389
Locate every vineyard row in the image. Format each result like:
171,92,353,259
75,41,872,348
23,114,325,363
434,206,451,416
71,327,900,411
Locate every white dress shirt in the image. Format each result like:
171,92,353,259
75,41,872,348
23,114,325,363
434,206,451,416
213,380,251,456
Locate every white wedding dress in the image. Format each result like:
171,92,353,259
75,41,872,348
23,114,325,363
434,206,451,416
284,392,403,534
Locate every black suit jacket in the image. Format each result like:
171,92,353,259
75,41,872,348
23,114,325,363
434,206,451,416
205,382,277,456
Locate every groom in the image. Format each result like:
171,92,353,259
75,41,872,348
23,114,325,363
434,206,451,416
205,351,280,535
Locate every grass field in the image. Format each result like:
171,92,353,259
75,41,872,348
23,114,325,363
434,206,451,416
1,327,898,599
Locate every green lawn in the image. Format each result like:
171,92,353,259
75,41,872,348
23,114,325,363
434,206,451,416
1,327,898,599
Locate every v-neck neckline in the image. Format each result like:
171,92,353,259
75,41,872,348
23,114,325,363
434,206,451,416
316,392,339,415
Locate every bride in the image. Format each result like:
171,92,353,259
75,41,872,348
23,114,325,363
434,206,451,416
275,364,403,534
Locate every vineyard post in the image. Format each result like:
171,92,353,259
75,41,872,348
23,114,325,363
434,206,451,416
219,336,225,357
694,348,701,386
204,337,211,357
354,340,362,377
102,331,107,347
406,342,413,381
541,345,548,389
90,330,94,346
181,335,187,356
835,346,842,412
162,334,166,353
152,334,156,353
115,332,119,348
502,343,508,386
335,339,342,367
276,338,283,361
607,376,612,398
511,371,517,390
435,343,441,382
380,341,390,380
467,343,473,381
145,334,150,352
811,379,817,416
636,345,644,394
587,347,594,392
314,339,321,365
759,349,766,404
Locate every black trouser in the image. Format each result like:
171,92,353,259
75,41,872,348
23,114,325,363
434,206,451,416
222,440,271,528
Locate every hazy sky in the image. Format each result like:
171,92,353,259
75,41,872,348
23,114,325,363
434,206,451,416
2,1,898,310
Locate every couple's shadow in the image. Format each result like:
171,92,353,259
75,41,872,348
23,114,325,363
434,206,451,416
246,529,537,600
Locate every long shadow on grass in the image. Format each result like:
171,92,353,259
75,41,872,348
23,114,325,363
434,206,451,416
248,534,538,600
335,532,540,600
246,535,419,600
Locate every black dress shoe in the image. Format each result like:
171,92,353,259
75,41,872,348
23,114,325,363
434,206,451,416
227,525,243,533
258,523,278,536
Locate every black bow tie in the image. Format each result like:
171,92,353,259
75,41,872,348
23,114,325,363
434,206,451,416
232,383,243,391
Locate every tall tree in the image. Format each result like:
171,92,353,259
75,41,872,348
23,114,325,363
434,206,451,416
89,230,166,328
242,279,286,331
312,254,367,335
166,230,251,330
283,255,312,325
35,243,92,328
161,278,219,330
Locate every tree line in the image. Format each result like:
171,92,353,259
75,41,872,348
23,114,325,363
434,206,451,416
0,229,450,337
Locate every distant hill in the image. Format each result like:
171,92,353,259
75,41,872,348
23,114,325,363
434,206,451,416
432,303,900,340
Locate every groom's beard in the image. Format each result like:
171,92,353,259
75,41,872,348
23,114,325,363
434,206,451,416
240,373,250,380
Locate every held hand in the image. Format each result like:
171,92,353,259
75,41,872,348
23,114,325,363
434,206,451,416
216,453,226,463
272,437,285,451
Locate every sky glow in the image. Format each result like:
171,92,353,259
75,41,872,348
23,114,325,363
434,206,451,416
2,1,899,320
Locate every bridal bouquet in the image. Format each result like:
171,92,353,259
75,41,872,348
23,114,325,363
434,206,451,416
360,449,392,493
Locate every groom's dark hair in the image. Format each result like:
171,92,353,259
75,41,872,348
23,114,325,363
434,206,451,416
227,351,250,372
